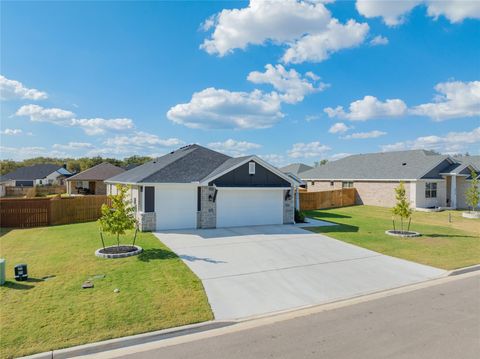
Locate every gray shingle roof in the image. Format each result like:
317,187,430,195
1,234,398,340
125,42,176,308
67,162,125,181
0,164,71,181
107,144,232,184
300,150,451,180
280,163,313,176
455,156,480,171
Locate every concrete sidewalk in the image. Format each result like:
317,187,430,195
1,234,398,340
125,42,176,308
154,225,446,320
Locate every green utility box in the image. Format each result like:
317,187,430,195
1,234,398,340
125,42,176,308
0,259,5,285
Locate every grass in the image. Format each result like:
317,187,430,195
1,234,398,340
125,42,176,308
305,205,480,270
0,222,213,359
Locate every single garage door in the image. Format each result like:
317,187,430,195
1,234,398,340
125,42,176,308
216,188,284,228
155,185,197,230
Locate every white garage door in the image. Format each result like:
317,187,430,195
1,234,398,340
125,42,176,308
155,185,197,230
216,188,284,228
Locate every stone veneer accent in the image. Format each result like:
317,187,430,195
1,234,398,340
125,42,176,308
283,187,295,224
137,212,156,232
198,186,216,229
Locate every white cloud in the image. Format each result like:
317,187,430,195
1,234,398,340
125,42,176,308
328,122,352,134
381,127,480,153
52,142,94,150
0,145,47,160
370,35,389,46
426,0,480,23
282,19,369,64
104,132,183,148
1,128,23,135
329,152,351,161
15,104,74,124
201,0,369,64
342,130,387,139
305,114,321,122
167,64,324,130
259,153,288,167
356,0,480,26
325,95,407,121
356,0,421,26
0,75,48,101
208,139,261,157
247,64,327,104
287,141,331,158
411,80,480,121
167,87,283,130
70,118,134,135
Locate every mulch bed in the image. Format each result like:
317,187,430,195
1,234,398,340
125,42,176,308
98,245,138,254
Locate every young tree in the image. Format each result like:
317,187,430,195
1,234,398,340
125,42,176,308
465,170,479,212
392,181,413,233
98,185,137,248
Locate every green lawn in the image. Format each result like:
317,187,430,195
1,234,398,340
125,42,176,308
305,206,480,270
0,222,213,359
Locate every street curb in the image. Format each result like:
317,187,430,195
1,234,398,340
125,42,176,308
449,264,480,276
20,320,236,359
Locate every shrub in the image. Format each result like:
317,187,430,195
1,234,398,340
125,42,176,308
295,209,306,223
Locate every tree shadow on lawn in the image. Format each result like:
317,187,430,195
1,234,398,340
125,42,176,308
422,233,479,239
137,248,178,262
304,211,352,220
307,223,359,234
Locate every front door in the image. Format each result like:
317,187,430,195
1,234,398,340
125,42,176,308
88,181,96,194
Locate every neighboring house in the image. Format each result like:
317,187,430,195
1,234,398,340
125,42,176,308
0,164,73,187
106,144,298,231
300,150,480,210
66,162,125,195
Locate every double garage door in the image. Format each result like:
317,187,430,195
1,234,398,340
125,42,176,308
154,186,285,230
216,188,284,228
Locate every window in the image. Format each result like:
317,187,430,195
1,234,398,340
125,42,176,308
144,186,155,212
310,181,315,186
330,181,334,187
342,181,353,188
425,182,437,198
249,162,256,175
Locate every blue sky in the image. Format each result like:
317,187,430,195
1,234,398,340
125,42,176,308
1,0,479,166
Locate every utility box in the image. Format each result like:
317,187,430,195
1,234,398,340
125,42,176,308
14,264,28,281
0,259,5,285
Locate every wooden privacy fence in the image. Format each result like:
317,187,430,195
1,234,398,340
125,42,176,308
299,188,356,211
0,195,110,228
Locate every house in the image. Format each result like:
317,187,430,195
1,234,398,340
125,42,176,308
300,150,480,210
0,164,73,187
66,162,125,195
105,144,298,231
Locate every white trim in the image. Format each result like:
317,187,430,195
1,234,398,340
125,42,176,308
201,156,299,186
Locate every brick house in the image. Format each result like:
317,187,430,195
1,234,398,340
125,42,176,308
300,150,480,210
66,162,125,195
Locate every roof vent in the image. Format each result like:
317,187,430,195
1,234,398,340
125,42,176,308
402,162,407,166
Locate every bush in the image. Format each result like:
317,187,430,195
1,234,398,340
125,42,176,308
295,209,306,223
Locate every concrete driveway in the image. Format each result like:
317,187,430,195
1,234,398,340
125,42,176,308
154,225,446,320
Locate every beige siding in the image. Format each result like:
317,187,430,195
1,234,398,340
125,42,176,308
307,180,341,192
353,181,412,207
415,180,447,208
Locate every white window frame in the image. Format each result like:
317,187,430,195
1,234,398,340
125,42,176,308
342,181,354,188
425,182,437,198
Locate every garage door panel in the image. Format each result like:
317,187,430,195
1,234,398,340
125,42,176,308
216,189,283,228
155,186,197,230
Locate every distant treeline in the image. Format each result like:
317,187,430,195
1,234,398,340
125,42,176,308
0,155,152,176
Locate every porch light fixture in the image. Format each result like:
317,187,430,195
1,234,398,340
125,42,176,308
285,190,291,201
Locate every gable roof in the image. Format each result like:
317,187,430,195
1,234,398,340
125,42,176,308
107,144,231,184
300,150,451,180
0,164,71,181
106,144,296,186
454,156,480,171
67,162,125,181
280,163,313,176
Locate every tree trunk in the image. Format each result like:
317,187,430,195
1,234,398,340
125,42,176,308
100,232,106,250
117,233,120,248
